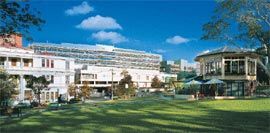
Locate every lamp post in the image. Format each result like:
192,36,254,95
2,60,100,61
111,69,114,100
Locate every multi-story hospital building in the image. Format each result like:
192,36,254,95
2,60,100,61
0,34,176,102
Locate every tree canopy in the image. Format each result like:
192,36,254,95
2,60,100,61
202,0,270,80
0,69,18,105
25,75,50,104
202,0,269,47
177,70,197,81
0,0,45,40
151,76,162,88
115,71,136,98
80,82,92,100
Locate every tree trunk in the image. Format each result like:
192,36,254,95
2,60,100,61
38,90,41,105
257,59,270,78
265,44,270,84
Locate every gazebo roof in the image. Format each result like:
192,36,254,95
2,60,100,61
195,45,258,61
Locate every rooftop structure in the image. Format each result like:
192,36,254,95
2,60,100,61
30,43,162,71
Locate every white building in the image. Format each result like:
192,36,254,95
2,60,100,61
1,33,176,102
30,43,172,94
0,46,75,102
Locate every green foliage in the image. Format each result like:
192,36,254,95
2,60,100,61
177,70,197,80
25,75,50,104
202,0,269,46
115,71,136,98
151,76,162,88
0,0,45,40
0,69,18,105
202,0,270,78
80,82,92,100
160,61,171,73
68,83,77,98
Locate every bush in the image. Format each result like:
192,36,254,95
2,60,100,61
31,101,39,107
177,88,195,95
69,98,81,104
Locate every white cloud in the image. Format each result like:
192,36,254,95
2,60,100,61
166,35,190,45
76,15,122,30
154,49,166,53
92,31,128,44
65,1,94,16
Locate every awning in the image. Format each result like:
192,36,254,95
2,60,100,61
185,80,202,85
204,78,224,84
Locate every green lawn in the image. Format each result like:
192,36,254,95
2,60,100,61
1,97,270,133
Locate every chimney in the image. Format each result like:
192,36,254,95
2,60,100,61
13,33,22,48
0,33,22,48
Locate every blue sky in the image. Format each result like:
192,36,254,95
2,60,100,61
26,0,225,62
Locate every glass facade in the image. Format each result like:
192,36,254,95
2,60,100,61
31,44,161,70
225,82,244,96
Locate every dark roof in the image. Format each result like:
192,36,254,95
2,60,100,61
196,45,256,59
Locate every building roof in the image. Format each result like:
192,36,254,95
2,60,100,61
195,45,257,60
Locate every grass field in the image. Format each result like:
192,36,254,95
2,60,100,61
1,97,270,133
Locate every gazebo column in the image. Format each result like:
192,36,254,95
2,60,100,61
221,57,225,78
254,59,257,75
245,57,248,76
202,61,205,80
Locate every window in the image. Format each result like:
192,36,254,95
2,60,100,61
50,75,54,83
239,61,245,74
210,62,215,74
11,59,17,66
248,60,256,76
137,75,140,80
51,60,54,68
65,61,70,70
46,59,50,68
232,61,238,73
146,76,149,80
0,57,4,66
225,61,231,74
205,61,221,75
65,76,70,85
24,59,29,67
42,59,45,67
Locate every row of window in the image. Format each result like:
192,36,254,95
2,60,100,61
81,73,150,81
41,58,70,70
0,57,33,67
205,61,222,75
204,59,256,76
224,60,246,75
42,59,54,68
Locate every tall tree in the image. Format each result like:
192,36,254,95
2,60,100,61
116,71,135,98
25,75,50,104
68,83,77,99
0,0,45,40
202,0,270,79
0,69,18,106
80,82,92,101
151,76,162,88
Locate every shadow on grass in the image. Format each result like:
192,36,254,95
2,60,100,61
1,98,270,133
